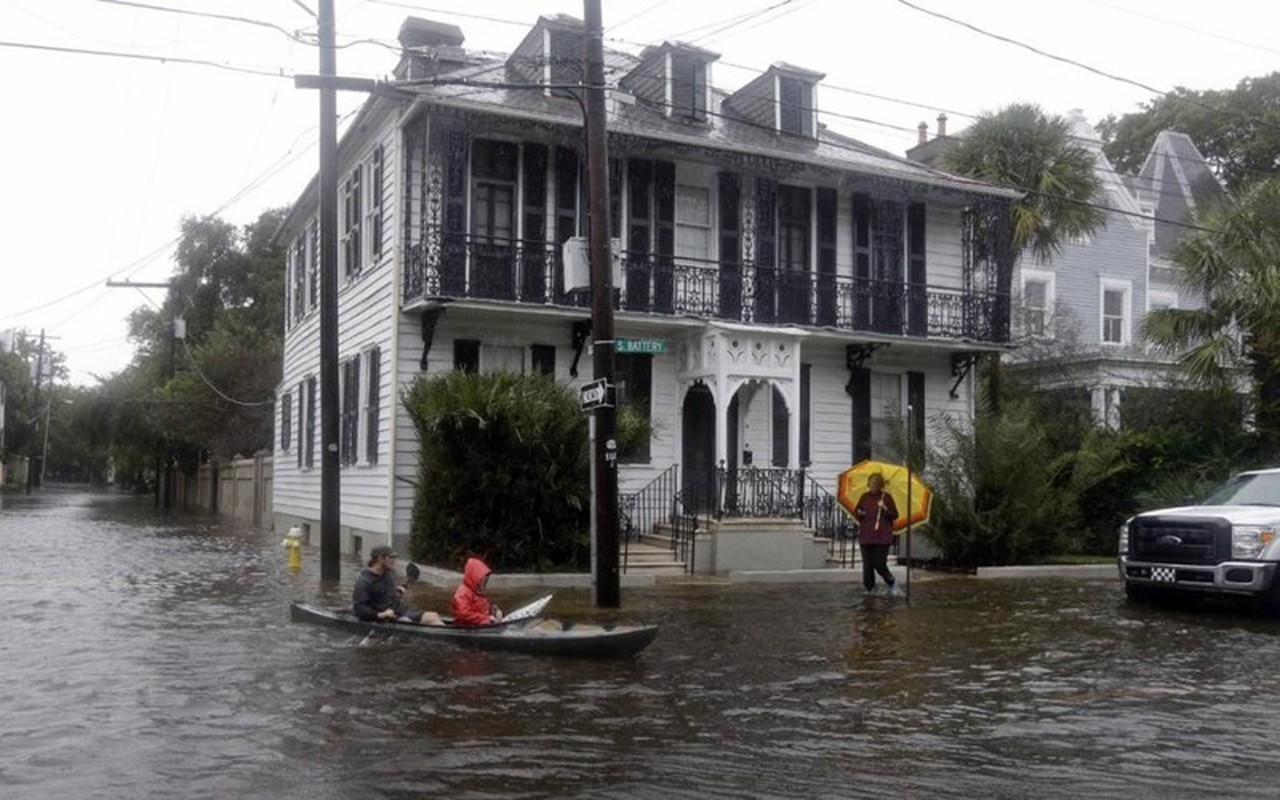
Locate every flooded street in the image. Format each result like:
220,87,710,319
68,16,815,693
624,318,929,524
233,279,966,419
3,488,1280,799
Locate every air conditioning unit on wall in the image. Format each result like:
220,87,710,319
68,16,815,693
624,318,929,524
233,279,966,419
562,236,624,293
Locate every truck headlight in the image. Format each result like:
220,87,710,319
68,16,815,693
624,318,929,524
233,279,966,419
1118,523,1129,555
1232,526,1277,559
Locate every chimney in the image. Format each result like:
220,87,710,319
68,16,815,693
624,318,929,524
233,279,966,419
398,16,465,49
936,113,948,138
917,122,928,145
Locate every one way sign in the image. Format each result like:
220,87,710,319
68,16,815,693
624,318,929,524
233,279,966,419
579,378,613,411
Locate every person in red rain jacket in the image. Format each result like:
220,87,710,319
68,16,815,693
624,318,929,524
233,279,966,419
853,472,900,596
451,557,504,626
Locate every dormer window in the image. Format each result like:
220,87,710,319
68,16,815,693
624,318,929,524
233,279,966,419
778,76,813,137
723,63,823,139
671,52,707,121
547,28,580,98
507,15,586,99
619,42,718,124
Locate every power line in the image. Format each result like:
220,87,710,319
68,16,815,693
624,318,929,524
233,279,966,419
0,39,291,77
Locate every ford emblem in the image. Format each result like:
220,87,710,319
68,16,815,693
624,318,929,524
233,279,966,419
1156,534,1183,546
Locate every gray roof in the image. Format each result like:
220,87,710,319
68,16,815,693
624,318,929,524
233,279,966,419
395,41,1017,200
1135,131,1225,257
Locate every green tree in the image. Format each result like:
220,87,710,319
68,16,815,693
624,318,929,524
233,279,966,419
126,209,287,465
944,103,1105,262
1099,73,1280,192
404,371,590,571
1142,177,1280,453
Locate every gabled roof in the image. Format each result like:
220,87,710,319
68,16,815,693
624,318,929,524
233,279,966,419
1134,131,1225,257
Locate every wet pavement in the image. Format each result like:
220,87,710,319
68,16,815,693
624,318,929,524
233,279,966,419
3,487,1279,799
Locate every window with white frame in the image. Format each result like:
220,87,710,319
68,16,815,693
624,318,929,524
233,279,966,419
1101,280,1131,345
362,346,381,465
1021,269,1055,338
364,145,384,265
341,167,362,279
870,372,902,459
675,184,711,262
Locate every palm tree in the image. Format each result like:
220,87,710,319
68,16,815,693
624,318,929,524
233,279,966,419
943,103,1104,261
1143,177,1280,450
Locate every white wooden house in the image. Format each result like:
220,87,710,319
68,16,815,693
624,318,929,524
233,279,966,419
272,14,1019,565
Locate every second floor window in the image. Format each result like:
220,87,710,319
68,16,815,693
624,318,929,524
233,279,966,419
366,145,384,263
778,185,811,271
472,139,517,243
675,184,711,261
342,167,362,278
1024,279,1049,337
1102,285,1128,344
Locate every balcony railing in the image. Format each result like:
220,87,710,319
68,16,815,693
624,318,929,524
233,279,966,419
404,232,1007,343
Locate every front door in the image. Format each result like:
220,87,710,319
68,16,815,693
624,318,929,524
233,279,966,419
681,384,716,513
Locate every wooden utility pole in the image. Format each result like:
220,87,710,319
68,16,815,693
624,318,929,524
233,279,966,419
584,0,620,608
317,0,341,583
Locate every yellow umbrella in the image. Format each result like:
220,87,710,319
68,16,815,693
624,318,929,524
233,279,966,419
836,459,932,533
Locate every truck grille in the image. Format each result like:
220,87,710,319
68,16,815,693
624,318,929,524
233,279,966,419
1129,515,1231,565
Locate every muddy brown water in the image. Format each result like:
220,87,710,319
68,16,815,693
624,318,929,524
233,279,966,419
3,488,1279,799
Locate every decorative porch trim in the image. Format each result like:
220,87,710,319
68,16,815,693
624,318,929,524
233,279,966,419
949,351,982,399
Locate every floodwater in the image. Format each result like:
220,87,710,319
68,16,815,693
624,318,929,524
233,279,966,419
3,488,1280,799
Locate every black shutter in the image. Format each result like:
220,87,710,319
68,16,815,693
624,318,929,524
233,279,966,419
852,193,871,329
718,172,742,319
434,124,469,296
366,348,381,465
626,159,654,310
800,363,811,466
654,160,676,313
908,202,927,336
522,143,548,302
849,367,872,463
907,370,925,458
816,187,837,326
531,344,556,376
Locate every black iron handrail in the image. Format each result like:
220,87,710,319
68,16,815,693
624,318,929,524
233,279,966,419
404,231,1008,343
619,464,696,574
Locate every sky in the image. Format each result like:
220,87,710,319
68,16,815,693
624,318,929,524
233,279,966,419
2,0,1277,386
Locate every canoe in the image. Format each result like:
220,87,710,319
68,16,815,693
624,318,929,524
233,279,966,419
290,602,659,658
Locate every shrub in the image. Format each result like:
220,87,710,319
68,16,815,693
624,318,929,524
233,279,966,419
402,371,590,571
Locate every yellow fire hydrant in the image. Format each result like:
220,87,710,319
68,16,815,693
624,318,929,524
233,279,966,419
282,526,304,572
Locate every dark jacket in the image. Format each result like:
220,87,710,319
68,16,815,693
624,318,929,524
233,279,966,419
450,557,496,627
854,490,898,546
351,568,405,622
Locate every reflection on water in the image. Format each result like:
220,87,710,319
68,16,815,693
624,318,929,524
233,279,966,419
3,488,1280,799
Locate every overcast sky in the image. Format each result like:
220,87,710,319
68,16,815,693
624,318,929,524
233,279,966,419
3,0,1277,386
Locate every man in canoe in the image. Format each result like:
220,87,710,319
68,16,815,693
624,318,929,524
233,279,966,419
352,546,442,625
451,557,505,626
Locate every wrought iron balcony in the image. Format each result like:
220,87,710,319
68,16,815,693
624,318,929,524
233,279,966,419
403,231,1008,343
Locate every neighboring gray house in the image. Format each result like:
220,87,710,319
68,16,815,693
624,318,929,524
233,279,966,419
909,111,1225,428
271,14,1019,563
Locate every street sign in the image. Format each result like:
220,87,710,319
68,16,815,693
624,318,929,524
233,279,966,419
579,378,613,410
616,337,666,355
